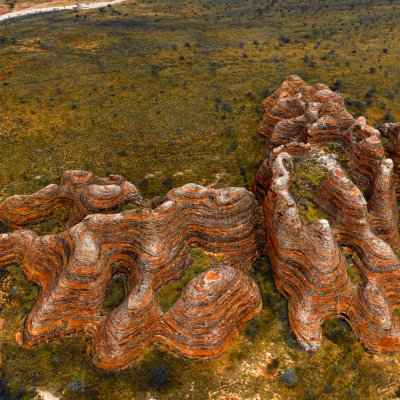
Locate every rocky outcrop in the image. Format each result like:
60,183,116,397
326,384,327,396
0,179,264,370
253,75,400,352
94,264,262,369
3,74,400,368
0,170,143,228
383,122,400,197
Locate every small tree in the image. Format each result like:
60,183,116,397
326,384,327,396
149,365,171,390
6,0,16,11
279,34,290,44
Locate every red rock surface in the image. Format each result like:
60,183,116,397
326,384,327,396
0,170,143,228
383,122,400,197
253,75,400,352
3,75,400,368
0,178,264,370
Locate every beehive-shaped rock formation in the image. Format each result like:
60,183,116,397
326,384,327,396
0,170,143,229
3,74,400,369
0,177,264,370
253,75,400,352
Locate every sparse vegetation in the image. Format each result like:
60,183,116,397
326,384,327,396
0,0,399,399
291,158,328,225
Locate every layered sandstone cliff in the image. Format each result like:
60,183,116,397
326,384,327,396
253,75,400,352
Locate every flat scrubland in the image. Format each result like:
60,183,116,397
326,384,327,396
0,0,400,399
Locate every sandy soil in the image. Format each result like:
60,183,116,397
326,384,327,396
0,0,127,21
35,389,60,400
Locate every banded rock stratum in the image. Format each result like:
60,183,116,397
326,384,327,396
1,75,400,369
253,75,400,352
0,178,264,370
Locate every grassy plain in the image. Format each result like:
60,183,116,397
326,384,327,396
0,0,400,399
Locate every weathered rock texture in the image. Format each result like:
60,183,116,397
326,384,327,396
0,176,264,370
3,75,400,368
383,122,400,198
0,170,143,229
253,75,400,352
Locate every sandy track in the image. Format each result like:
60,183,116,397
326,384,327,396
0,0,127,22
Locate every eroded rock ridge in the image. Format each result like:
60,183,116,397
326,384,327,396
253,75,400,352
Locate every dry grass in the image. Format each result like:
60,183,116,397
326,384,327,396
0,0,399,398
